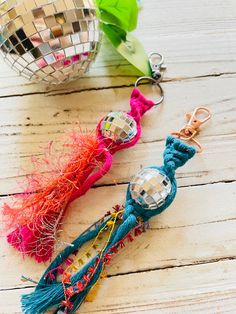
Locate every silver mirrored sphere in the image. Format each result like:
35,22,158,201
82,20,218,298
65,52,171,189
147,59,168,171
100,112,137,143
0,0,102,84
130,168,172,210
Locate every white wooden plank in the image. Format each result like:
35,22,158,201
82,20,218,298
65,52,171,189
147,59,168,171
0,133,235,194
1,260,236,313
1,182,235,289
0,75,235,194
0,1,235,313
0,0,235,96
0,75,235,139
81,260,236,313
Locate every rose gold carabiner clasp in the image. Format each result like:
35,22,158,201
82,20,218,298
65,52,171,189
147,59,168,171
172,107,211,153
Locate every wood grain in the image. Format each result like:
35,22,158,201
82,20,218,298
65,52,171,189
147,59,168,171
0,75,235,194
0,0,235,97
1,260,236,313
1,181,236,289
0,0,236,313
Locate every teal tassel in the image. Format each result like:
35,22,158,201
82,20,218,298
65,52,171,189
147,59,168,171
21,137,196,314
22,283,64,314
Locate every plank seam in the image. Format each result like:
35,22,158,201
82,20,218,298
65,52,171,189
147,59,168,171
0,179,235,198
0,72,235,99
107,256,236,278
1,257,236,292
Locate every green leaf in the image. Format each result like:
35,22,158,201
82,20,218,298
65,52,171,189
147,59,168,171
102,23,126,47
103,24,151,76
117,34,151,75
95,0,138,32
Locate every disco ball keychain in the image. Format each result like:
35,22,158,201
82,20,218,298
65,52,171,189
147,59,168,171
2,53,165,263
0,0,150,83
21,107,211,314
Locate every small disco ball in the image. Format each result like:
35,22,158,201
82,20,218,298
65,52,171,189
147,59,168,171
130,168,172,210
0,0,102,84
100,112,137,144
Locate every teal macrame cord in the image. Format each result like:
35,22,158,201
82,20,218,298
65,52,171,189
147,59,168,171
21,136,196,314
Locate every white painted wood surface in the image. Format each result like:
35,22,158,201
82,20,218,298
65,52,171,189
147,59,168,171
0,0,236,313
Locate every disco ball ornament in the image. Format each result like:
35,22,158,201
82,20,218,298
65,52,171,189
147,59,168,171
130,168,172,210
0,0,102,84
100,112,137,144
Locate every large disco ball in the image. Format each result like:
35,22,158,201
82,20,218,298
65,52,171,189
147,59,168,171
130,168,172,210
100,112,138,144
0,0,102,84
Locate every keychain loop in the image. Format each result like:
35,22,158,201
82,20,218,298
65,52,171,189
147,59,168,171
149,52,166,81
134,52,166,106
134,76,164,106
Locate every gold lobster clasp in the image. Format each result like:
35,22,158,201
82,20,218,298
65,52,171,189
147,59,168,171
172,107,211,153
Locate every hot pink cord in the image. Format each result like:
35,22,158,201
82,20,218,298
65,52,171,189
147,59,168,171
6,88,156,262
68,88,155,207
